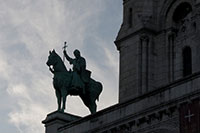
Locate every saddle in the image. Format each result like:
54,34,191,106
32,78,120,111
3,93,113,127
81,69,91,83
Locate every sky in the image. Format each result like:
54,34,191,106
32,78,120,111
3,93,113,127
0,0,123,132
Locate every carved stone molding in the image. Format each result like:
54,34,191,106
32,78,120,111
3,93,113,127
167,29,176,38
102,98,200,133
140,34,150,42
138,14,152,26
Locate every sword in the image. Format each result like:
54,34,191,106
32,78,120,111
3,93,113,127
62,41,68,62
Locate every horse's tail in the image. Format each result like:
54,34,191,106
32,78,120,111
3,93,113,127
88,79,103,102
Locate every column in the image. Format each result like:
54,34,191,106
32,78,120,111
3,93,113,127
167,31,175,82
139,34,149,94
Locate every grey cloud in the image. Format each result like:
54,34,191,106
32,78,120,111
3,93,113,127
3,42,32,60
0,0,122,132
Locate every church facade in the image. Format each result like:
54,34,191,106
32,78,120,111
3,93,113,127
43,0,200,132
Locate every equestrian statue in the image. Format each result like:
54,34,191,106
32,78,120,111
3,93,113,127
46,48,103,114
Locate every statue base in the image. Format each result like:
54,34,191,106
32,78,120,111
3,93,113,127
42,111,81,133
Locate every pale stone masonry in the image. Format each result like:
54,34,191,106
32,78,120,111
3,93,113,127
42,111,81,133
42,0,200,132
115,0,200,103
55,73,200,133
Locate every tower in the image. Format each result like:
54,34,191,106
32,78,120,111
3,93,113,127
115,0,200,103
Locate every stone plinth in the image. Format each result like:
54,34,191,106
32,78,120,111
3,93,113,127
42,111,81,133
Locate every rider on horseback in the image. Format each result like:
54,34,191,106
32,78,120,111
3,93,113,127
63,49,91,94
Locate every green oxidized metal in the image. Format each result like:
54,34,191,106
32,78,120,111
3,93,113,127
46,49,102,114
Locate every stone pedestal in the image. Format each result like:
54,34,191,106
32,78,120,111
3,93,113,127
42,111,81,133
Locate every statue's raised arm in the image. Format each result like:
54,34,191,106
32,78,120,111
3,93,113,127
63,50,74,64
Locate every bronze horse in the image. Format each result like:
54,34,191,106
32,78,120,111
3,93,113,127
46,50,102,114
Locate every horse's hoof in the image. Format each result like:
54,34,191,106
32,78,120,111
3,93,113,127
61,109,64,113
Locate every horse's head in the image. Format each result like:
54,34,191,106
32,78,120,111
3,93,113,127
46,49,59,67
47,49,68,73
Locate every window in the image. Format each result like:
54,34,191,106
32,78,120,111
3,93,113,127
183,46,192,76
173,2,192,23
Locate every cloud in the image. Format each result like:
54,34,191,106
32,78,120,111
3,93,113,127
0,0,122,132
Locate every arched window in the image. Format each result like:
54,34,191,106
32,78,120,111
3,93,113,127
173,2,192,23
183,46,192,76
128,8,133,28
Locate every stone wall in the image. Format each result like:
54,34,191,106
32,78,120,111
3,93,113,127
115,0,200,103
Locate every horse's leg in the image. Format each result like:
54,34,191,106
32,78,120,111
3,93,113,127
61,95,67,112
61,89,67,112
89,101,97,114
55,90,61,111
89,81,102,114
81,94,97,114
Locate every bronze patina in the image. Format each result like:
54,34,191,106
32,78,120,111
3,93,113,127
46,49,102,114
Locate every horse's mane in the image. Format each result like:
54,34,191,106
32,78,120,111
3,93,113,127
52,50,68,71
54,51,62,62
